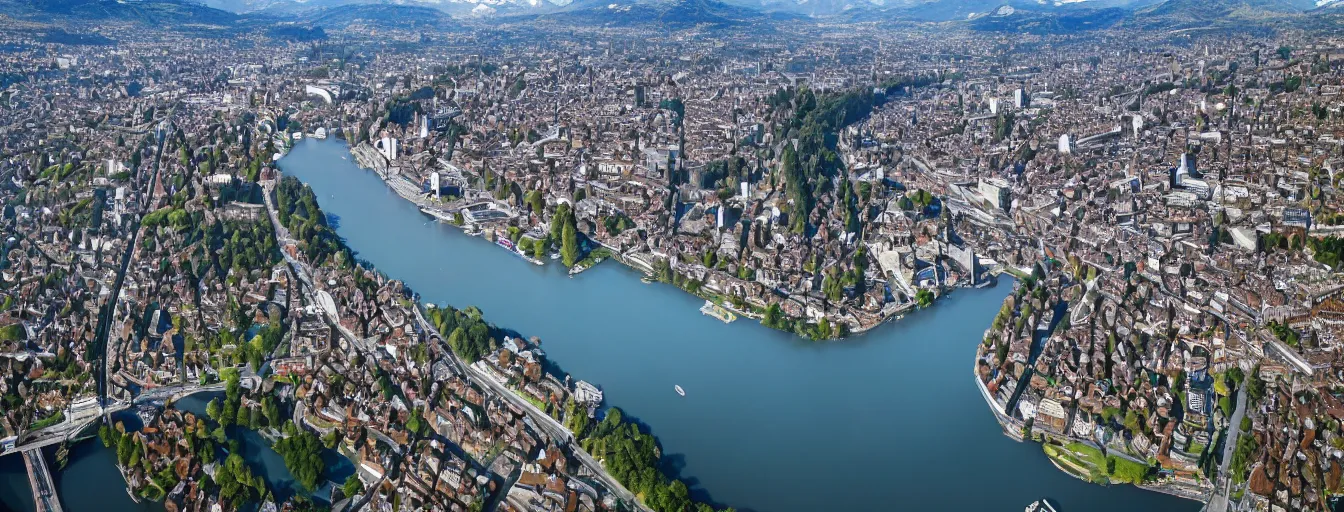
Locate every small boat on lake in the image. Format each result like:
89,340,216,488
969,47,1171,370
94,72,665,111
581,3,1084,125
1025,499,1057,512
674,385,685,396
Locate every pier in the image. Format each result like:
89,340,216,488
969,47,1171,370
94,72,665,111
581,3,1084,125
22,449,62,512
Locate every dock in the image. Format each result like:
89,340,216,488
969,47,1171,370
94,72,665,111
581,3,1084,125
23,448,63,512
700,301,737,323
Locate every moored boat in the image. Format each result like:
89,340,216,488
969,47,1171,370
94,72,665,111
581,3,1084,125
699,300,737,323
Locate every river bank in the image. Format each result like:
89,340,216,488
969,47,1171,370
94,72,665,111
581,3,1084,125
969,287,1212,507
343,140,970,340
278,137,1199,512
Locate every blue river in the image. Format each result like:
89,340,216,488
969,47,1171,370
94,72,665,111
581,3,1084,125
0,137,1199,511
268,138,1199,512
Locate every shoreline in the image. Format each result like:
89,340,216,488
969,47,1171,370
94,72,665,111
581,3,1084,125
972,337,1210,506
265,161,656,511
342,139,981,340
346,137,1209,506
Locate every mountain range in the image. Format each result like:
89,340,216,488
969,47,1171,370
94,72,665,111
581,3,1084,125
172,0,1344,17
0,0,1340,33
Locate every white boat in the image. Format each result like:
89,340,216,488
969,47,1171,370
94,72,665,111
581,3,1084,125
1026,500,1058,512
674,385,685,397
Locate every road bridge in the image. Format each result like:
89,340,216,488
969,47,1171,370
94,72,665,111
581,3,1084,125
23,448,62,512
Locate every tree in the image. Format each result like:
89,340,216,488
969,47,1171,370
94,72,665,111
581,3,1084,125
206,398,221,421
1123,409,1141,433
273,431,325,492
342,474,364,499
216,452,262,505
116,433,135,465
262,396,280,426
822,272,843,302
814,318,833,340
447,326,470,361
407,407,425,436
1246,365,1267,403
98,425,115,448
561,223,579,267
915,289,935,308
762,303,784,330
526,190,545,214
1213,374,1231,396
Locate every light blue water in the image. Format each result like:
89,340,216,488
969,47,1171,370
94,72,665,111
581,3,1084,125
272,138,1201,512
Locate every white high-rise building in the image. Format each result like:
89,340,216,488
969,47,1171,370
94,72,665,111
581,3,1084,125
1058,134,1070,155
430,172,441,199
378,137,399,161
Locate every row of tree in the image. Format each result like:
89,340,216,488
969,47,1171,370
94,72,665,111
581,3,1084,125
427,304,497,363
276,175,353,267
579,408,734,512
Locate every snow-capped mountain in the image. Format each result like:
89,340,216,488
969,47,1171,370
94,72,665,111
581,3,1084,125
176,0,1344,24
715,0,1167,19
195,0,570,14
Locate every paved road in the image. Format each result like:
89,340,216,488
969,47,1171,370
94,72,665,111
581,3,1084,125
261,170,649,511
1205,383,1250,512
95,130,168,404
411,307,652,512
23,448,62,512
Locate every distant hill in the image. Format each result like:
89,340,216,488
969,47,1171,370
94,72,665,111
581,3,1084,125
510,0,767,29
719,0,880,17
955,4,1129,33
0,0,241,25
292,3,454,28
1124,0,1319,31
196,0,574,15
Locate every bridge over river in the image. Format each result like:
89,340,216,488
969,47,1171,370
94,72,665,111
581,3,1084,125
22,450,60,512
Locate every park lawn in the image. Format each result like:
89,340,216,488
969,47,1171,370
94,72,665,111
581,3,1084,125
1065,442,1107,469
1106,455,1150,484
